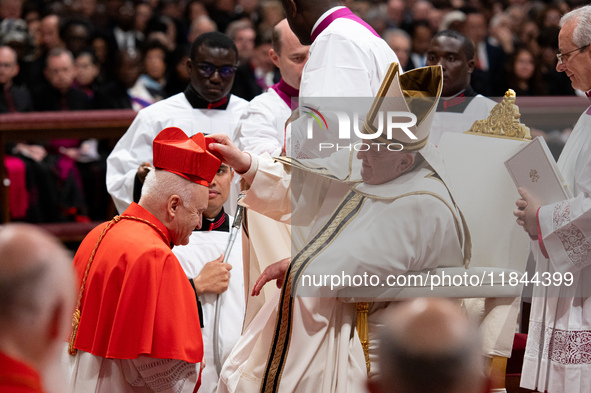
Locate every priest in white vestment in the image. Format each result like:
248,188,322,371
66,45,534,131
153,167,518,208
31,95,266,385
209,64,470,393
514,5,591,392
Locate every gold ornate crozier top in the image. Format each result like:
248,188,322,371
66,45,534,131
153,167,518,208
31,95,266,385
465,89,532,141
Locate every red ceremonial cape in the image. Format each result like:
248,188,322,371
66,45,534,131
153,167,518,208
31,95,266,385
72,203,203,363
0,351,45,393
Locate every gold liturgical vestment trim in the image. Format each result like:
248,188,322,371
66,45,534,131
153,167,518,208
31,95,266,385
260,190,367,393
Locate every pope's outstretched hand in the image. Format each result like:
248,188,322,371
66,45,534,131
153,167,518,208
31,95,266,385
208,134,252,174
252,258,291,296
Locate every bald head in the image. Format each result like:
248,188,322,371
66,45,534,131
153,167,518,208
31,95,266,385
0,224,72,313
270,19,309,90
369,298,488,393
0,224,75,373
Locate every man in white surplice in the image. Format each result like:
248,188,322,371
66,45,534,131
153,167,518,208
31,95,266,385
106,32,248,215
209,64,468,393
514,5,591,393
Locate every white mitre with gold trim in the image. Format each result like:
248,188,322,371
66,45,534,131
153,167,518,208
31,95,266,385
361,62,442,151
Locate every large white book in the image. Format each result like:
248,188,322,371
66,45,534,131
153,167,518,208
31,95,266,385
504,136,572,205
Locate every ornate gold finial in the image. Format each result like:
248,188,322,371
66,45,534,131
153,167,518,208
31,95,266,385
465,89,531,141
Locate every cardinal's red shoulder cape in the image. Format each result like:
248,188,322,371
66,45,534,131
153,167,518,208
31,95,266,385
72,202,203,363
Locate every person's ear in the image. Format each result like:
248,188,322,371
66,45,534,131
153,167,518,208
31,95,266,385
270,48,280,68
230,168,235,180
168,195,182,218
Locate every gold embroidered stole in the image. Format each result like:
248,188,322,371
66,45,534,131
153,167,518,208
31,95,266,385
260,189,367,393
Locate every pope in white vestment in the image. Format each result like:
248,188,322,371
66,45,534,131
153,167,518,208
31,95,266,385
215,64,469,393
218,153,465,393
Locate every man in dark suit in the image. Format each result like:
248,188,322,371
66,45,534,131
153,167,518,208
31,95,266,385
30,48,92,221
32,48,90,111
462,9,506,97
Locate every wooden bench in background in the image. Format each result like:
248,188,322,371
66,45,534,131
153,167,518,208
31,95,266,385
0,109,136,243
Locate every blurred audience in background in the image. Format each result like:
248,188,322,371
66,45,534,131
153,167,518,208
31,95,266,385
0,0,582,111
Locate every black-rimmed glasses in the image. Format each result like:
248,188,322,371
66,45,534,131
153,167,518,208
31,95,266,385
195,62,237,79
556,44,590,65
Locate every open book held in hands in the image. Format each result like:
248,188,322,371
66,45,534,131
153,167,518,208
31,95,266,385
504,136,573,205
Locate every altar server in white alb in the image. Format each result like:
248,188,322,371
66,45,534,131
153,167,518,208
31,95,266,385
172,163,244,393
234,19,309,156
210,64,468,393
106,32,248,214
514,5,591,393
282,0,398,157
425,30,496,145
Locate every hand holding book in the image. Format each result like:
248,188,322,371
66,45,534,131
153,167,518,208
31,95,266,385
514,187,542,237
505,136,572,237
